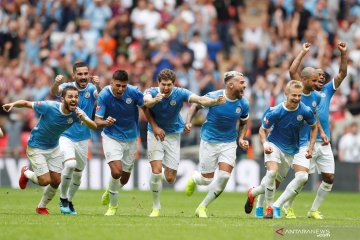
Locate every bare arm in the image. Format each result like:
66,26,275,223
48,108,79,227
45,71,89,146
184,103,202,134
189,95,226,107
75,109,97,130
95,116,116,129
2,100,33,112
143,93,163,108
259,126,273,154
289,43,311,80
316,114,329,145
238,119,249,150
306,123,318,159
142,106,165,141
50,75,64,96
334,42,348,89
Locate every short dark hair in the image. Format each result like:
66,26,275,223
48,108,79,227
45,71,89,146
73,62,88,72
113,70,129,81
62,85,78,97
158,69,176,83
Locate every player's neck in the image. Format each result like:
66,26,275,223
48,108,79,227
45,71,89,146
302,88,311,95
61,104,71,115
284,101,298,110
225,89,237,100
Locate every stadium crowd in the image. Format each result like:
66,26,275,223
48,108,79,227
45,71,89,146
1,0,360,162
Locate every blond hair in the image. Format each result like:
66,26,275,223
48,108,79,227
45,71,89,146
285,80,303,93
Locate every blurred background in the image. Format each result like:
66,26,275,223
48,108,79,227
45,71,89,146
0,0,360,190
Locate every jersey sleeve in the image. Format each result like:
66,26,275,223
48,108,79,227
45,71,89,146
240,99,250,120
181,88,193,102
144,88,154,97
261,108,274,129
95,94,106,118
304,107,317,126
135,88,144,107
32,101,50,115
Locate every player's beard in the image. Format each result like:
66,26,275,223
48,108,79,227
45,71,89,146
76,78,88,89
64,99,77,112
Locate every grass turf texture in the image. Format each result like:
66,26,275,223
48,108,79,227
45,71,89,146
0,188,359,240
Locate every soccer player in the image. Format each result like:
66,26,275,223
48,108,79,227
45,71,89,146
246,44,322,219
295,42,347,219
144,68,225,217
2,86,97,215
247,80,317,219
96,70,150,216
184,71,250,218
51,62,101,215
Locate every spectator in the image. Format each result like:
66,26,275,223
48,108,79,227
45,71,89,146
338,122,360,163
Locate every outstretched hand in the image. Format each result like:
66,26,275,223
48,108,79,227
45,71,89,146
2,103,14,112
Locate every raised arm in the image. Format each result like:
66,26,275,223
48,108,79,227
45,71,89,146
91,76,102,98
2,100,33,112
75,108,97,130
184,103,202,134
334,42,348,89
189,95,225,107
144,93,164,108
51,75,64,96
94,116,116,129
289,43,311,80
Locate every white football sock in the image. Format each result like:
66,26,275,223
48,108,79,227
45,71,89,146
273,171,308,208
68,171,82,202
109,176,120,207
310,181,332,211
200,170,231,207
38,185,57,208
24,169,38,184
60,160,76,199
192,171,213,186
264,170,276,207
150,173,162,209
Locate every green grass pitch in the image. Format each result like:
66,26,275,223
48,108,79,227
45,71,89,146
0,188,359,240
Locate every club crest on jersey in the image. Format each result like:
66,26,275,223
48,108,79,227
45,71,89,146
321,92,326,98
126,98,132,104
85,92,90,98
96,106,100,111
312,101,317,107
236,106,241,113
297,115,303,121
67,118,74,124
170,100,176,106
36,101,41,106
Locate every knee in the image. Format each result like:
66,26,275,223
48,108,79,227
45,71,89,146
120,174,130,185
64,159,77,171
38,175,51,186
323,174,334,184
111,171,122,179
165,175,176,184
51,179,61,188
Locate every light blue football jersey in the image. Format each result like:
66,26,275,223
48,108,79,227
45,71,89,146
96,85,144,142
316,80,336,141
299,91,321,147
60,82,97,142
28,101,80,149
144,87,192,134
200,90,249,143
262,102,317,155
